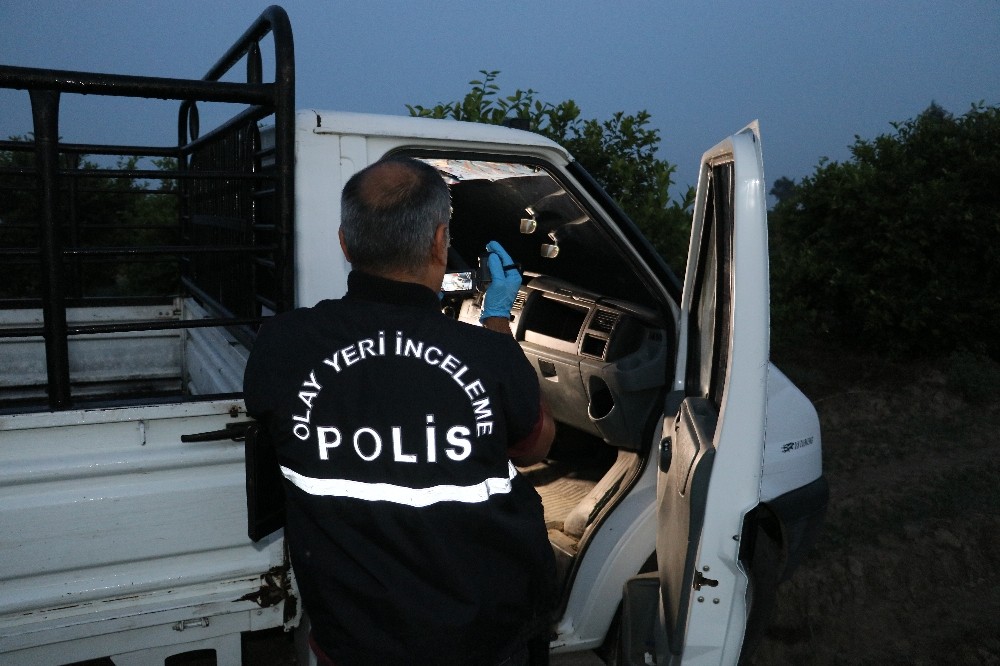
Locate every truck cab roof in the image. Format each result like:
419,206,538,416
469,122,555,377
293,109,573,161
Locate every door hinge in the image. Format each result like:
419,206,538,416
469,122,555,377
238,566,291,608
173,617,210,631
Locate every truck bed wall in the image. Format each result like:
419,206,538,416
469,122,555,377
0,398,285,661
0,296,267,661
0,298,248,407
0,304,183,402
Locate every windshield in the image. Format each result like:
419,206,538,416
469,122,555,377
418,156,658,308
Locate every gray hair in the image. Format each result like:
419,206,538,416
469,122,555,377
340,157,451,275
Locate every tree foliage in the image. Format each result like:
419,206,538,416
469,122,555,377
768,103,1000,358
769,176,797,206
408,71,693,270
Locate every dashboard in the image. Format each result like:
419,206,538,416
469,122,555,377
454,275,673,449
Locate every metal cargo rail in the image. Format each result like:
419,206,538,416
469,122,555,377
0,5,295,411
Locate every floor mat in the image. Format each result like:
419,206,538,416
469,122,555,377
522,460,600,528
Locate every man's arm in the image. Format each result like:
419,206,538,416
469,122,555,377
483,316,556,467
507,399,555,467
480,317,515,335
479,242,555,466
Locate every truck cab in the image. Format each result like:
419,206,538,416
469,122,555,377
281,110,827,663
0,6,826,664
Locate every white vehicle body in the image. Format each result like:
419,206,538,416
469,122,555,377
0,7,825,665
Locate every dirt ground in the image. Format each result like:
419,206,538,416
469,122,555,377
751,345,1000,666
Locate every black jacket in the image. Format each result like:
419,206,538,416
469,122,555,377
244,271,555,665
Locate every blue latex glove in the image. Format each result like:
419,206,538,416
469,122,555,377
479,240,521,324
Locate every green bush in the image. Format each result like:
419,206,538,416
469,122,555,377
769,103,1000,359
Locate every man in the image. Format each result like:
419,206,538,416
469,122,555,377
243,156,556,665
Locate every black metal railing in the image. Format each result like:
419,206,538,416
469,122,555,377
0,5,295,411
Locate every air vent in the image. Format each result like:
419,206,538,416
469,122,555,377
512,290,527,311
590,309,619,334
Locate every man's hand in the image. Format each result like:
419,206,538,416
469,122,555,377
479,240,521,325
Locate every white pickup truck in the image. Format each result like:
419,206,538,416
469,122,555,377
0,6,827,665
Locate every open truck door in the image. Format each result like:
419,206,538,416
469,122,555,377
655,122,770,664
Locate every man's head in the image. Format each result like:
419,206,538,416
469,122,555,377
339,157,451,279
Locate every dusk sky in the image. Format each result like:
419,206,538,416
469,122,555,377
2,1,998,197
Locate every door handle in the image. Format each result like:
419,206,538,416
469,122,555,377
538,359,558,380
659,436,672,472
181,421,255,442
